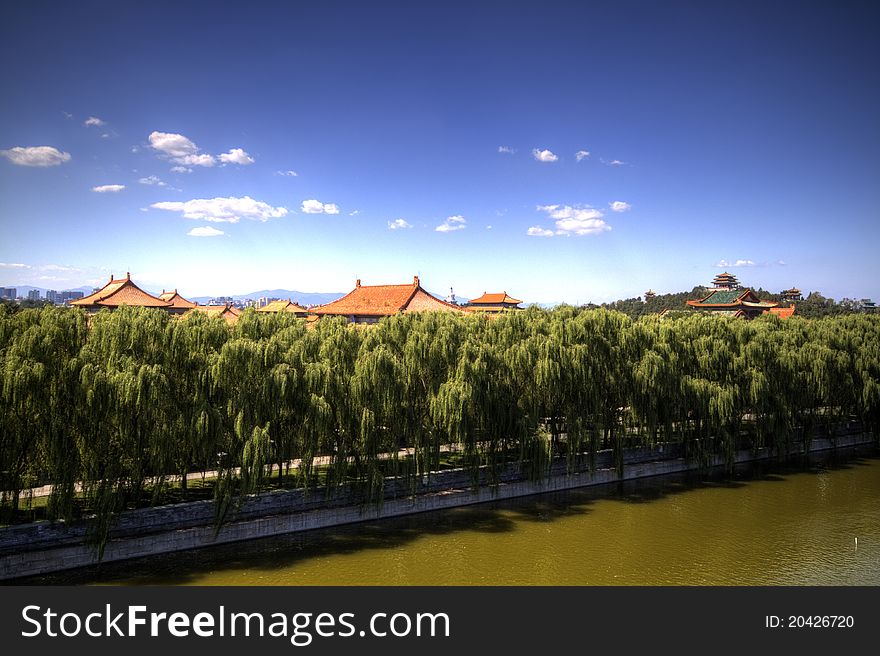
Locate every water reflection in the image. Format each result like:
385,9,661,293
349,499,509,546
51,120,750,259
16,447,880,586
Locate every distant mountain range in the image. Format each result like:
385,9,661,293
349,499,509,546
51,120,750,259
190,288,471,307
189,289,346,306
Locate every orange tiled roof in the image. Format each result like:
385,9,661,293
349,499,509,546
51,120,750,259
768,306,796,319
158,289,197,309
311,276,467,316
469,291,523,305
70,273,171,308
184,304,240,324
256,299,308,313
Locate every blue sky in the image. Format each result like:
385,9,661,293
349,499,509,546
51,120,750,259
1,0,878,303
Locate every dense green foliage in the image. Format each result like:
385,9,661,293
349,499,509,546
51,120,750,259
598,286,710,317
2,305,879,544
600,287,873,320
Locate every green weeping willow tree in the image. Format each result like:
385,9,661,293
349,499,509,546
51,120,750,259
0,306,88,522
1,303,879,556
76,307,174,553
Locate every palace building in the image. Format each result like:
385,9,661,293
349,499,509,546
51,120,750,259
70,273,172,313
255,298,309,317
643,289,656,302
184,303,241,325
467,291,523,313
158,289,198,315
686,279,779,319
310,276,468,324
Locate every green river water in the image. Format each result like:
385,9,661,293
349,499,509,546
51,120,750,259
24,447,880,585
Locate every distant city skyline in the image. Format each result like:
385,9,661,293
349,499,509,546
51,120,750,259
2,1,878,304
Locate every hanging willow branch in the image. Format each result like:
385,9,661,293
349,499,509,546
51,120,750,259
1,304,878,555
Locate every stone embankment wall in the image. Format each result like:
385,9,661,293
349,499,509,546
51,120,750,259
0,427,874,580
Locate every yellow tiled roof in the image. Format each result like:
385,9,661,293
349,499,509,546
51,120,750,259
70,273,171,308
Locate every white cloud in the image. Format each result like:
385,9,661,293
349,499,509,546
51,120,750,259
131,145,140,153
276,170,298,177
609,201,631,212
527,226,554,237
498,146,516,154
187,226,225,237
92,184,126,193
219,148,254,165
151,196,288,223
536,204,610,236
349,209,360,216
84,116,106,127
0,262,30,269
149,131,199,158
138,175,167,186
435,215,466,232
148,131,256,170
176,153,215,167
715,259,755,268
62,111,73,119
301,199,339,214
602,158,626,166
148,131,215,167
532,148,558,162
40,264,79,272
388,218,412,230
1,146,71,167
575,150,590,162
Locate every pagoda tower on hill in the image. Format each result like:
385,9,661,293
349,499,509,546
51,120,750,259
711,272,740,290
781,287,802,302
687,274,778,319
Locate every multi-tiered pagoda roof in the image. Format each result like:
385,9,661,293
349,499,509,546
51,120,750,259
711,272,740,289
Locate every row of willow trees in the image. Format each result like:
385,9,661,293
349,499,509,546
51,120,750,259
2,304,879,535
